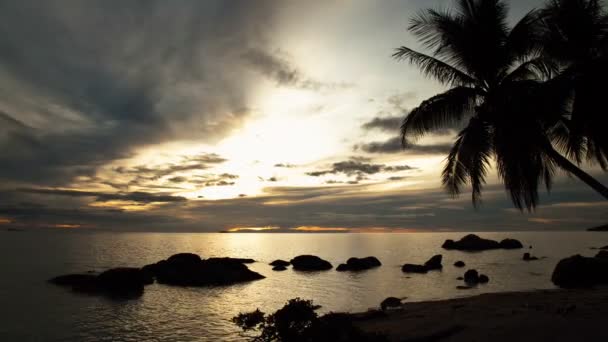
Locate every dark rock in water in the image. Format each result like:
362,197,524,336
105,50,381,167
272,265,287,271
402,264,428,273
596,250,608,259
424,255,443,270
456,285,472,290
523,253,539,261
499,238,524,249
50,268,150,297
337,256,382,272
601,246,608,250
269,259,290,267
402,255,442,273
380,297,402,310
456,277,464,280
206,257,255,264
290,255,333,271
478,274,489,283
454,261,466,268
167,253,202,263
551,254,608,288
587,224,608,231
464,269,479,284
442,234,522,251
144,253,265,286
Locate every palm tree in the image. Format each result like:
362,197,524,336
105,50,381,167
394,0,608,210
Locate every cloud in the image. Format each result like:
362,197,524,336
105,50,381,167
18,188,187,204
274,163,296,168
0,0,279,186
242,48,353,91
361,116,402,132
306,158,416,178
355,136,453,154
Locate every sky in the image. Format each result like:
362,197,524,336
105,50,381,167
0,0,606,232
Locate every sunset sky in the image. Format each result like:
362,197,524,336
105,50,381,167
0,0,606,232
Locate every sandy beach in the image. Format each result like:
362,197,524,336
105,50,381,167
356,288,608,342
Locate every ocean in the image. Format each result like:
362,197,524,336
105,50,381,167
0,231,605,341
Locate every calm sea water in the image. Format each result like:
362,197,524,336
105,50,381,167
0,231,605,341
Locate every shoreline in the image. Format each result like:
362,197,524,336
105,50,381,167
354,287,608,341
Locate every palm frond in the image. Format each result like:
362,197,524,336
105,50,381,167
442,116,493,206
401,87,479,145
393,47,476,86
506,9,543,64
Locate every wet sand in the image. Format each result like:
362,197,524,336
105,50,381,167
356,288,608,341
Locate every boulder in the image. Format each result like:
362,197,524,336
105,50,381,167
401,264,428,273
290,255,333,271
272,265,288,271
595,250,608,259
601,245,608,250
380,297,402,310
499,238,524,249
424,255,443,270
270,259,290,267
442,234,522,251
478,274,489,283
523,253,539,261
456,277,464,280
336,256,382,272
207,257,255,264
454,261,466,268
49,267,150,297
456,285,472,290
551,254,608,288
143,253,265,286
464,269,479,284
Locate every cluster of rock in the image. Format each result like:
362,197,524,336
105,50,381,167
523,252,539,261
336,257,382,272
402,255,443,273
49,253,264,297
270,259,291,271
463,269,489,284
552,254,608,288
442,234,523,251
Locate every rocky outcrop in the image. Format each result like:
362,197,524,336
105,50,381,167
595,250,608,259
336,257,382,272
551,254,608,288
49,267,150,297
523,253,539,261
142,253,264,286
380,297,402,310
272,265,288,271
464,269,479,284
587,224,608,231
270,259,290,267
442,234,523,251
402,255,443,273
454,261,466,267
478,274,489,283
290,255,333,271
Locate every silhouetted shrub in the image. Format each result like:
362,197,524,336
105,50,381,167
232,298,387,341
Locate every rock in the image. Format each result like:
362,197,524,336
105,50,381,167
464,269,479,284
424,255,443,270
595,250,608,259
601,245,608,250
269,259,290,267
587,224,608,231
551,254,608,288
144,253,265,286
454,261,466,268
499,238,524,249
401,264,428,273
290,255,333,271
402,255,442,273
456,277,464,280
456,285,472,290
49,268,150,297
478,274,489,283
272,265,287,271
336,256,382,272
523,253,539,261
442,234,522,251
380,297,402,310
207,257,255,264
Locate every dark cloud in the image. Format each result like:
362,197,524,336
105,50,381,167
355,136,453,154
0,0,278,186
306,158,416,177
242,48,353,91
18,188,187,203
361,116,402,132
274,163,296,168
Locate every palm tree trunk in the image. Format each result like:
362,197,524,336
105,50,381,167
545,145,608,200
